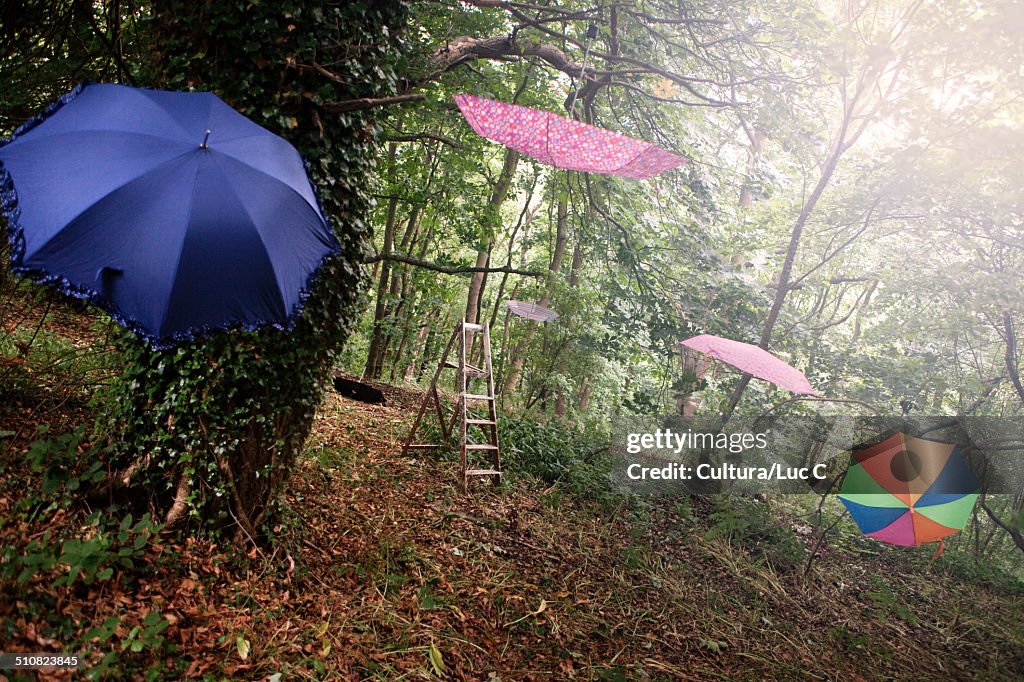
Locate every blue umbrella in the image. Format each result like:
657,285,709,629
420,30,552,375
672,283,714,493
0,83,338,347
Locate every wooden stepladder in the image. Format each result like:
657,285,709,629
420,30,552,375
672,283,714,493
402,320,501,489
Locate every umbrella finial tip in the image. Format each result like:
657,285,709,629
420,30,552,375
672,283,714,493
200,129,211,149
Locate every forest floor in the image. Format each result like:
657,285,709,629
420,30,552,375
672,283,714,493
1,297,1023,681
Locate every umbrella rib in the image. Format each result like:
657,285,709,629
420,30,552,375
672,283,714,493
156,158,207,338
132,86,211,141
207,147,319,210
204,130,267,146
206,149,324,220
615,145,652,175
207,154,291,315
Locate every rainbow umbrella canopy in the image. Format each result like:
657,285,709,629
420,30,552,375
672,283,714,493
454,94,687,180
839,433,981,547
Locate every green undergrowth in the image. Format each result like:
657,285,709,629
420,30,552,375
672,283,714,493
705,496,808,573
0,289,120,401
417,409,619,507
0,426,179,679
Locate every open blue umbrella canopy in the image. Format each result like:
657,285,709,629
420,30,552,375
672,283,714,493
0,83,338,347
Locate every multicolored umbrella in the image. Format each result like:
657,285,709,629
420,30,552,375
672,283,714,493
0,83,338,347
680,334,817,395
506,300,558,322
454,94,687,179
839,433,980,547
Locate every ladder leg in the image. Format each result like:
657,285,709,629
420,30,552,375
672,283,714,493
458,321,469,490
403,326,460,454
401,390,431,457
482,323,501,482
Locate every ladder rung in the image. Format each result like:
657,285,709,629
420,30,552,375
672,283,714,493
465,468,502,477
465,444,499,451
462,323,484,332
466,418,496,425
443,360,487,377
462,393,494,401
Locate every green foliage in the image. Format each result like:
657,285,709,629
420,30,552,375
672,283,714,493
706,497,806,572
500,416,600,482
931,552,1024,597
58,514,158,586
2,511,158,587
0,295,121,404
499,416,614,503
80,610,173,680
415,409,615,504
864,576,917,625
24,426,103,508
0,426,169,677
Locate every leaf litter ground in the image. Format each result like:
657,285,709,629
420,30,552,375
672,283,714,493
1,302,1022,680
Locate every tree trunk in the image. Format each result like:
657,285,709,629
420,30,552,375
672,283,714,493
381,204,424,375
738,122,764,208
107,0,407,541
364,142,400,379
466,147,519,323
553,238,585,416
502,181,570,393
721,5,913,416
1002,313,1024,404
403,322,432,383
578,381,592,411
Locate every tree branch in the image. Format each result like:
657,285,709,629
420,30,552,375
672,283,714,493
320,93,425,113
364,252,544,277
430,35,589,82
383,132,468,149
1002,312,1024,404
980,500,1024,553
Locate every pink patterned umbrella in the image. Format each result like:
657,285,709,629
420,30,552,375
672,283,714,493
681,334,818,395
506,300,559,322
454,94,687,179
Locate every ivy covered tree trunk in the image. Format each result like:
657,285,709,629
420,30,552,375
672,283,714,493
99,0,408,539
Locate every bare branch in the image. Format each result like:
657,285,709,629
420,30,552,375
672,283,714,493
364,252,545,277
384,132,468,149
320,93,425,113
1002,312,1024,404
980,500,1024,553
297,61,427,112
425,32,735,109
431,35,589,81
625,10,725,27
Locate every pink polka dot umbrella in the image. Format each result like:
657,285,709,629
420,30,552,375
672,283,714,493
454,94,687,180
681,334,818,395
